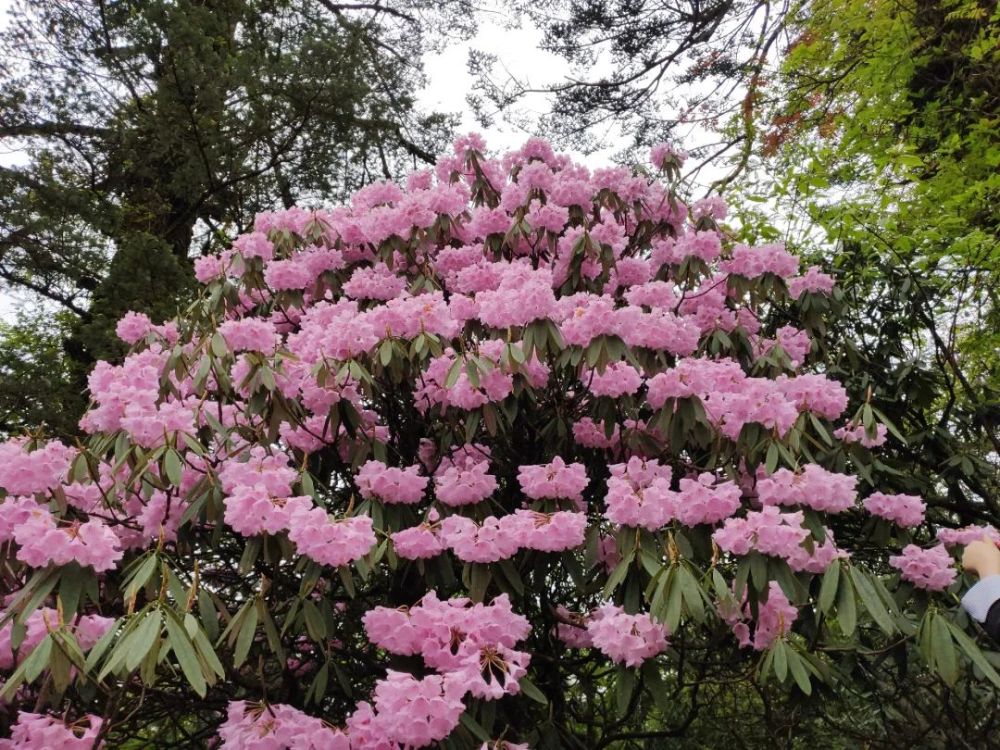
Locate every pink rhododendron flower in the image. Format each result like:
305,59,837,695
355,460,428,505
217,702,349,749
0,439,73,497
287,509,376,568
863,492,926,528
1,713,103,749
439,515,520,563
13,508,122,572
517,457,589,502
719,581,798,650
756,465,858,514
434,454,497,506
586,603,668,667
392,523,445,560
585,361,644,398
834,422,888,448
889,544,956,591
509,509,587,552
937,525,1000,547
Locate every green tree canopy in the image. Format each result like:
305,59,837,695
0,0,472,435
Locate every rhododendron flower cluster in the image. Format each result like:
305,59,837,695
0,133,980,746
863,492,926,528
356,460,428,504
937,525,1000,547
720,582,799,651
358,593,530,740
434,453,498,506
217,702,349,749
835,422,888,448
889,544,957,591
713,506,843,573
0,713,103,749
756,465,858,514
516,457,589,503
603,458,740,530
585,603,669,667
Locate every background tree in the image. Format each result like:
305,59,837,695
0,0,473,436
469,0,787,180
729,0,1000,527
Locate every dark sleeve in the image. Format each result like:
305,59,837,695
985,599,1000,642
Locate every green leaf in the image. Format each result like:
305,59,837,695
468,564,492,603
664,570,684,633
444,357,464,388
932,613,958,685
23,634,53,682
615,666,637,718
191,624,226,679
518,675,547,705
603,555,633,598
773,640,788,683
210,332,228,357
749,552,768,592
765,442,779,474
309,663,330,704
850,568,896,635
817,559,840,614
836,573,857,637
787,648,812,694
458,712,492,743
85,618,120,672
302,600,327,641
948,621,1000,689
125,610,162,673
677,565,706,623
643,660,671,713
234,603,259,667
163,448,184,487
165,611,207,697
58,563,87,617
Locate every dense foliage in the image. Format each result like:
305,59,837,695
0,136,998,748
731,0,999,526
0,0,472,436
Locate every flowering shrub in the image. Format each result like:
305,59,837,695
0,135,994,747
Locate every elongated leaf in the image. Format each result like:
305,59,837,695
787,648,812,694
818,559,840,615
677,565,706,623
948,621,1000,689
234,604,259,667
615,666,636,718
603,555,633,598
163,449,184,486
837,574,857,637
773,640,788,683
23,635,53,683
518,676,547,705
165,611,207,697
125,611,162,673
932,614,958,685
850,568,896,635
459,712,492,743
191,626,226,679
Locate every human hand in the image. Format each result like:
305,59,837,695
962,536,1000,579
